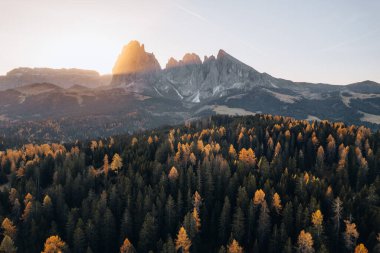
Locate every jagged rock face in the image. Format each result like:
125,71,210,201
165,53,202,69
111,41,270,102
155,50,264,102
112,41,161,75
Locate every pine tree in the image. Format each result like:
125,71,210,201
231,207,245,243
0,235,17,253
102,208,116,253
73,221,86,253
258,201,271,245
161,236,176,253
138,213,157,252
219,196,231,243
164,195,177,234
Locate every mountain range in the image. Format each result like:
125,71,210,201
0,40,379,143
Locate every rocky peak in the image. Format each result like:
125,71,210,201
182,53,202,65
165,53,202,69
217,49,228,59
112,40,161,75
165,57,179,69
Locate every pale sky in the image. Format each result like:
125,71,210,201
0,0,379,84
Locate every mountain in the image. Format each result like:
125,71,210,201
0,40,379,143
0,67,112,90
110,41,380,127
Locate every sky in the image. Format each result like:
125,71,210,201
0,0,379,84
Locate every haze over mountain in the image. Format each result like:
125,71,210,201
0,67,111,90
0,40,380,143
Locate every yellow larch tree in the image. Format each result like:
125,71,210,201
193,191,202,211
21,201,32,221
120,238,136,253
131,137,138,146
253,189,266,206
354,243,368,253
189,152,197,165
103,154,109,176
175,226,191,253
311,210,323,236
297,230,314,253
110,153,123,172
192,208,201,231
227,239,243,253
168,166,179,181
272,192,282,214
42,235,66,253
229,144,237,159
1,218,17,239
344,220,359,251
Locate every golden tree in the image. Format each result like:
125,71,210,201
227,239,243,253
24,192,33,205
43,195,52,208
238,148,256,167
344,220,359,251
193,191,202,211
21,201,32,221
120,238,136,253
228,145,237,159
42,235,66,253
110,153,123,172
311,210,323,236
189,152,197,165
272,192,282,214
175,226,192,253
1,218,17,239
192,208,201,231
354,243,368,253
168,166,179,181
131,137,138,146
103,154,109,176
253,189,266,206
297,230,314,253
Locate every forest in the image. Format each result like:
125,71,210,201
0,114,379,253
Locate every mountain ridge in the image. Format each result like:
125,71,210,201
0,40,379,142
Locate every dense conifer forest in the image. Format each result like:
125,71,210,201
0,115,379,252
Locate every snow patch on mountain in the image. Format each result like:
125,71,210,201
192,91,200,103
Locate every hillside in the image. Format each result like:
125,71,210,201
0,115,379,252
